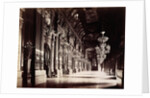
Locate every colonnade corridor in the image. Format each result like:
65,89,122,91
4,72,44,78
17,8,125,89
36,70,119,88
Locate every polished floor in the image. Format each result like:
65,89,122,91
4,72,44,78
37,71,119,88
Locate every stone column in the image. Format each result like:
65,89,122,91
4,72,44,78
50,35,55,76
71,57,74,73
79,61,81,72
81,62,83,71
64,45,68,74
84,63,86,71
80,61,82,71
40,32,45,70
82,62,84,71
62,44,65,74
74,59,77,73
17,8,25,87
55,35,59,77
71,58,74,72
75,59,77,72
45,35,52,77
58,45,63,77
22,41,33,87
67,50,72,74
18,9,25,71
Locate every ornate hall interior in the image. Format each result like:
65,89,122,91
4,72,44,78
17,8,125,88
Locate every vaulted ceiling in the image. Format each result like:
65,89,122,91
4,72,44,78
73,8,125,60
77,8,125,50
62,7,125,59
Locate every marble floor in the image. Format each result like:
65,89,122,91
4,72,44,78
37,71,119,88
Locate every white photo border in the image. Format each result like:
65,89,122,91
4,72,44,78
1,0,144,95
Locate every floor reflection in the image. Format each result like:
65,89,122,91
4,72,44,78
37,71,119,88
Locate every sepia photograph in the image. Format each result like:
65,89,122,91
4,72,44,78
17,7,125,89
